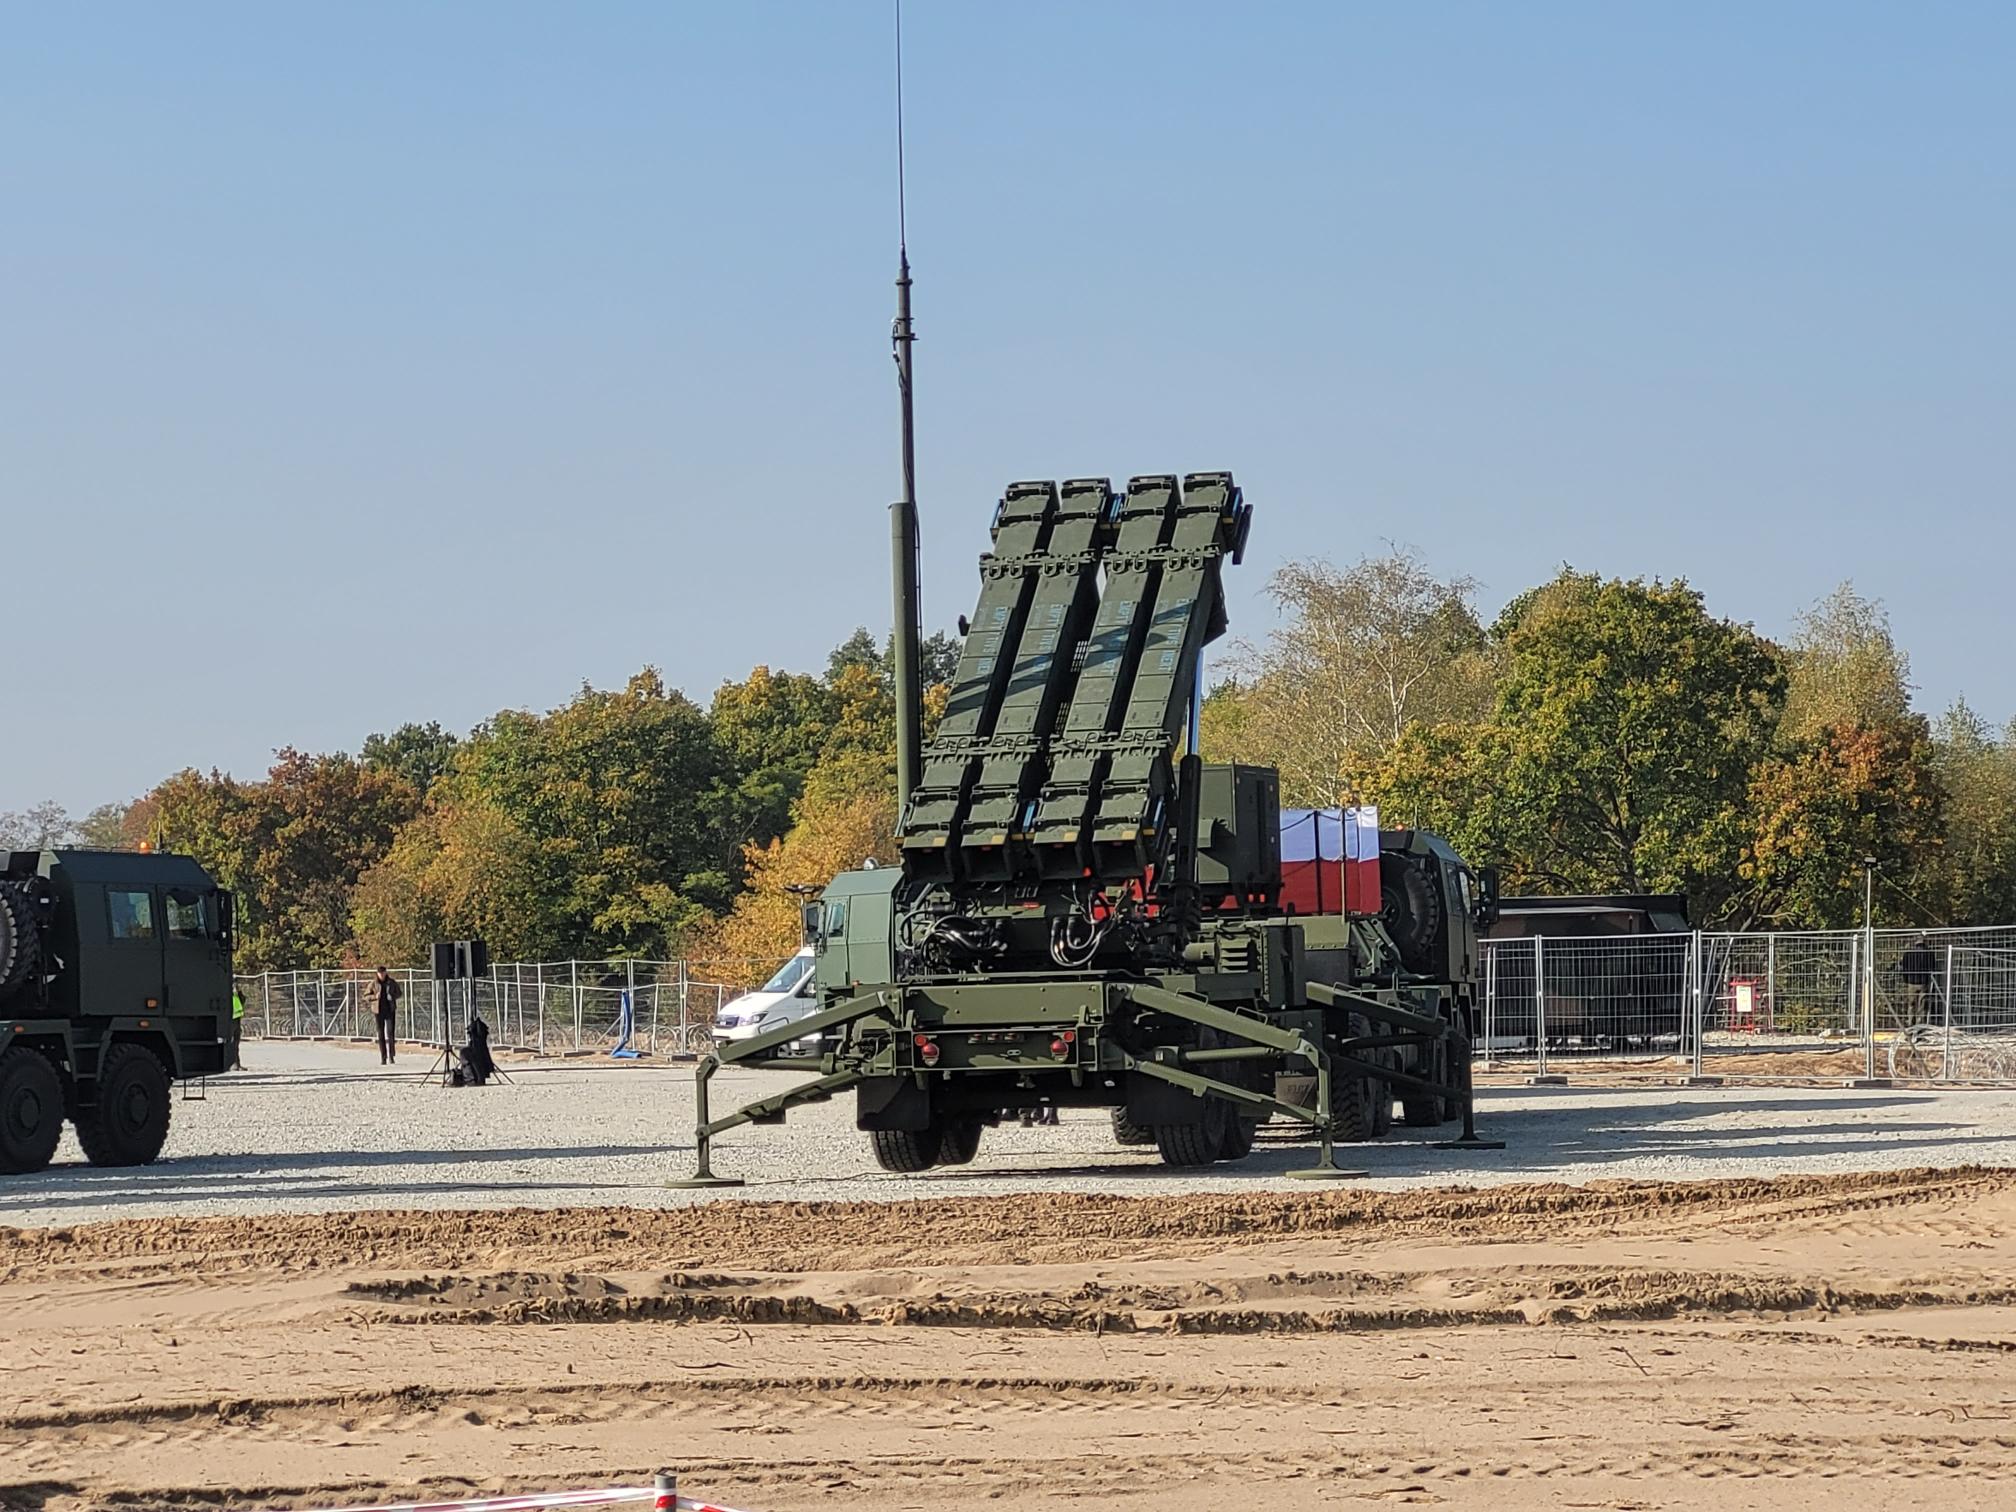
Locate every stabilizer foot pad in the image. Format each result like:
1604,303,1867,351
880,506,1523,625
666,1176,746,1189
1430,1137,1506,1151
1286,1166,1370,1181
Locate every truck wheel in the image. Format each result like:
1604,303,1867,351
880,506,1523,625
1401,1039,1447,1127
73,1043,172,1167
1370,1053,1396,1138
0,1048,64,1174
937,1120,983,1165
1218,1114,1258,1162
0,884,40,1001
1444,1029,1474,1125
869,1125,943,1172
1110,1109,1156,1147
1380,860,1444,975
1155,1099,1229,1169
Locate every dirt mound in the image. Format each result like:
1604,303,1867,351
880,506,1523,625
5,1165,1999,1282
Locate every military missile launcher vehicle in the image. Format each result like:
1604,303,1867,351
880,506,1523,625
680,472,1501,1184
0,849,237,1173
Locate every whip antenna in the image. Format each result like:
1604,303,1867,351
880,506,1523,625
889,0,924,814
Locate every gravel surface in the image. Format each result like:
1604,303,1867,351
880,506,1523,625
2,1038,2012,1226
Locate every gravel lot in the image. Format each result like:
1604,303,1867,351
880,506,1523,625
3,1038,2013,1226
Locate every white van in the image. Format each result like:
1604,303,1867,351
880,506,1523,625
712,948,820,1053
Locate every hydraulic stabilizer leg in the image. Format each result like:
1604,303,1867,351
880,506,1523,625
1432,1028,1505,1152
667,1055,746,1189
1431,1077,1505,1151
1287,1051,1368,1182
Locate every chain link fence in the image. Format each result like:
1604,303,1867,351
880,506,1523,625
1480,924,2016,1084
241,926,2016,1083
235,957,795,1061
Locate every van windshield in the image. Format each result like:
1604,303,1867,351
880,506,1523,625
759,954,812,995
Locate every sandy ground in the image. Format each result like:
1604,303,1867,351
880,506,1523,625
10,1045,2016,1510
7,1167,2016,1511
5,1041,2016,1227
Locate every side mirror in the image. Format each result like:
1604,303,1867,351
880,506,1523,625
801,902,822,946
214,889,235,945
1474,867,1502,929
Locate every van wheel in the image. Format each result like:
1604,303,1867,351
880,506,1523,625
0,1048,64,1174
869,1125,943,1172
74,1044,172,1167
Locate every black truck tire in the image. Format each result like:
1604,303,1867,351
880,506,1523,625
869,1125,943,1172
1380,859,1445,975
73,1043,173,1168
0,1047,64,1174
1110,1108,1156,1147
1444,1026,1474,1125
1401,1037,1447,1127
1218,1114,1258,1162
1156,1099,1230,1169
1370,1053,1397,1138
0,884,39,1002
937,1119,984,1165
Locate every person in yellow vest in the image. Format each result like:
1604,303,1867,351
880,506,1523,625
230,987,245,1069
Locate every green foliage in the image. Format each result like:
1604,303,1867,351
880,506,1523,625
445,669,740,957
1206,551,1494,805
361,722,461,797
1780,583,1914,742
0,800,76,849
1916,701,2016,925
149,752,420,970
1738,717,1943,928
1373,572,1785,921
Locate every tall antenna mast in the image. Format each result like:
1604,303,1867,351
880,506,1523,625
889,0,924,816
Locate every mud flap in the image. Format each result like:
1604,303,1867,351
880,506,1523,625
856,1075,933,1132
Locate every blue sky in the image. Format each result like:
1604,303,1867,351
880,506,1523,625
6,2,2012,813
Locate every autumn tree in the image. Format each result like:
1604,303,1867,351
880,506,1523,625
1735,718,1943,928
1206,550,1495,804
0,801,75,849
1918,702,2016,925
362,722,462,798
1372,572,1785,918
1780,583,1914,742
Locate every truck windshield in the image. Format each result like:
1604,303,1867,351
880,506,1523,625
760,954,812,995
165,893,209,941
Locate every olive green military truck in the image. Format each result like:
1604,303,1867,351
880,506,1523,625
680,473,1500,1183
0,849,236,1173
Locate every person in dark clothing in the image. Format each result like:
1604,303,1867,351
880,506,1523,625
461,1013,496,1087
1898,936,1940,1025
371,965,402,1064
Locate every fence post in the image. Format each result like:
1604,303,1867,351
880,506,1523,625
1862,920,1878,1081
1482,942,1497,1069
1944,942,1957,1082
1533,936,1548,1077
1846,931,1859,1039
1766,933,1777,1030
571,959,582,1053
1690,929,1705,1079
678,959,691,1048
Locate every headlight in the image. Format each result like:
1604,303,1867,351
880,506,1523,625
747,1010,770,1025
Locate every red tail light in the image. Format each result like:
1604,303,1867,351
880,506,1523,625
913,1033,941,1066
1049,1031,1076,1059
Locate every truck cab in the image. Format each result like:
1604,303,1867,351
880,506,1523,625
0,849,235,1173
